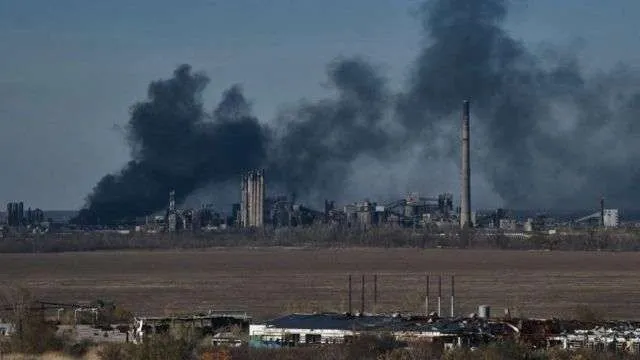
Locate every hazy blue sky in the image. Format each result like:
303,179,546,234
1,0,639,210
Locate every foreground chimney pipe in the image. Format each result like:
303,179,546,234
348,275,352,314
373,274,378,312
460,100,472,229
425,274,430,315
438,275,442,316
450,275,455,318
361,274,365,314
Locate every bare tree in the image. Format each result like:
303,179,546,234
0,284,60,354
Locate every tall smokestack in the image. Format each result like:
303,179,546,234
460,100,472,229
169,190,175,212
600,196,605,228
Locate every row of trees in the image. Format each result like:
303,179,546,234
1,227,640,253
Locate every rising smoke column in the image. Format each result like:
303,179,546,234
399,0,640,209
267,57,394,203
397,0,544,205
75,65,267,224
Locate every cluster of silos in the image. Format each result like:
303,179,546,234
6,202,24,227
240,170,265,227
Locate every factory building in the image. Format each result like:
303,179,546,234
4,202,45,228
382,193,455,228
498,219,517,231
603,209,619,228
5,202,24,227
157,191,225,233
249,313,519,350
575,209,619,228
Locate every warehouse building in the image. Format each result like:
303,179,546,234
249,312,519,350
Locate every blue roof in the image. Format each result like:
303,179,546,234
262,313,513,337
265,313,403,332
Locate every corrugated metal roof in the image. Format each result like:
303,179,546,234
261,313,510,336
264,313,400,331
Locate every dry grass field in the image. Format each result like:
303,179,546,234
1,248,640,320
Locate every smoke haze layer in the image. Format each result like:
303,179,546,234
77,0,640,224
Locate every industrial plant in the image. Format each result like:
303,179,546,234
111,100,623,235
0,100,627,235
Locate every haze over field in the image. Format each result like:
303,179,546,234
1,0,640,223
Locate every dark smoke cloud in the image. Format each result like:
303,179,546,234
78,0,640,224
397,0,640,209
75,65,266,224
266,57,393,203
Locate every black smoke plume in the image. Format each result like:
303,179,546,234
78,0,640,224
267,57,393,202
75,65,266,224
399,0,640,209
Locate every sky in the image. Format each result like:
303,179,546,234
0,0,639,210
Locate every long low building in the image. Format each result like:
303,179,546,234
249,313,519,349
133,312,251,343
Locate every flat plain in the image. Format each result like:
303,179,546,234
1,248,639,320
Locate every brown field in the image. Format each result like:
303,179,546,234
1,248,640,320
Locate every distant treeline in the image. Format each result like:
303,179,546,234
1,227,640,253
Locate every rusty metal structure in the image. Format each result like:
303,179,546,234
240,169,265,228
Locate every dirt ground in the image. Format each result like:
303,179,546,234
1,248,639,320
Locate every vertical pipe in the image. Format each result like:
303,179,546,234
425,274,430,315
251,171,257,227
438,275,442,316
246,172,252,226
260,170,265,227
245,174,250,227
600,197,605,228
373,274,378,312
240,175,246,227
450,275,455,318
361,274,365,314
254,171,259,227
348,275,352,314
460,100,471,229
256,170,261,227
257,171,262,227
252,171,258,227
